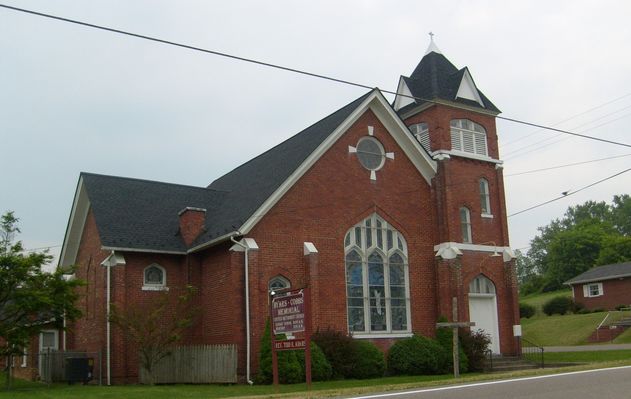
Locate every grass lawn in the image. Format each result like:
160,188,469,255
3,352,631,399
613,327,631,344
544,350,631,363
521,312,607,346
520,289,572,316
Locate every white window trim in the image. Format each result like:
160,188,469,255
479,178,492,216
142,263,168,291
583,282,604,297
460,207,472,244
345,214,412,336
269,275,291,292
21,350,27,368
481,213,494,219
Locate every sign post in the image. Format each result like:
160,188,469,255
270,288,312,389
436,297,475,378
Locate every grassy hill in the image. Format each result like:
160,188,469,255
519,289,607,346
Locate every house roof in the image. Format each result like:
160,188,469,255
64,91,377,257
396,50,500,114
81,173,227,253
565,261,631,285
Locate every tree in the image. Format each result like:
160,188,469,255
109,285,197,385
521,195,631,293
0,211,82,390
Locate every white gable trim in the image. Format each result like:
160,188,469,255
238,90,437,235
393,77,415,111
58,176,90,270
456,68,484,107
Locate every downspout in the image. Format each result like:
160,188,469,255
106,260,111,386
101,251,125,386
230,235,254,385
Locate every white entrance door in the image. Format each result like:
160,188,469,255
39,329,59,377
468,294,500,353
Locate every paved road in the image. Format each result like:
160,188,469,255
343,366,631,399
544,343,631,352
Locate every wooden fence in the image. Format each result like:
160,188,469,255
139,344,237,384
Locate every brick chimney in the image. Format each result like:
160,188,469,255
178,207,206,246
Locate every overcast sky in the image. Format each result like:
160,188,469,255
1,0,630,267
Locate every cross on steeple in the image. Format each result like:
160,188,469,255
429,31,435,42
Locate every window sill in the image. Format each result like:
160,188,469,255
481,213,494,219
352,332,413,339
142,285,169,291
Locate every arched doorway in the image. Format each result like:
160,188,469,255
468,275,500,353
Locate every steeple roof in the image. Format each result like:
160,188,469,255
394,41,500,114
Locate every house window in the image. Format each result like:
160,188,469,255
460,207,472,243
450,119,488,156
21,350,27,368
410,123,430,152
344,214,411,335
269,275,291,292
142,264,167,291
583,283,603,297
479,178,491,215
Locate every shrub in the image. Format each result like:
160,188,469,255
435,322,468,373
459,329,491,372
256,320,304,384
572,301,585,313
387,335,445,376
295,342,332,382
350,340,385,379
542,296,574,316
312,328,359,379
519,303,536,319
615,304,629,311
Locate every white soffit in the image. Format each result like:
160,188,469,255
58,177,90,270
393,77,415,111
455,68,484,107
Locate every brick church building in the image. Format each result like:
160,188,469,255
59,40,520,383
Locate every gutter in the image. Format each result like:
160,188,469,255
229,235,258,385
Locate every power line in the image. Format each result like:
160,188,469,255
3,3,631,150
508,167,631,217
501,92,631,148
505,153,631,177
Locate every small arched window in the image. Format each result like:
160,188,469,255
469,275,496,295
143,264,167,290
460,207,472,243
409,123,430,152
268,275,291,292
450,119,488,156
479,178,491,215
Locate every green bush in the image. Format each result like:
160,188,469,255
459,329,491,372
542,296,574,316
350,340,385,379
387,335,445,376
256,320,304,384
435,322,468,373
296,342,333,381
519,303,536,319
312,328,359,379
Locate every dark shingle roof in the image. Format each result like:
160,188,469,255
82,173,227,253
398,51,500,114
81,91,372,252
565,262,631,285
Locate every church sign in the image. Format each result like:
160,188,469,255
271,290,305,335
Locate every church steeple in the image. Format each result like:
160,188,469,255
393,37,500,114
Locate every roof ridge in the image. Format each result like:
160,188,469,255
81,172,230,193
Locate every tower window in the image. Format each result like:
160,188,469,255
460,207,472,243
410,123,430,152
479,178,491,215
269,275,291,292
450,119,488,156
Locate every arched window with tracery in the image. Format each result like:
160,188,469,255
344,214,411,335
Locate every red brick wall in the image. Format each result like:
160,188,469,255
572,278,631,310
